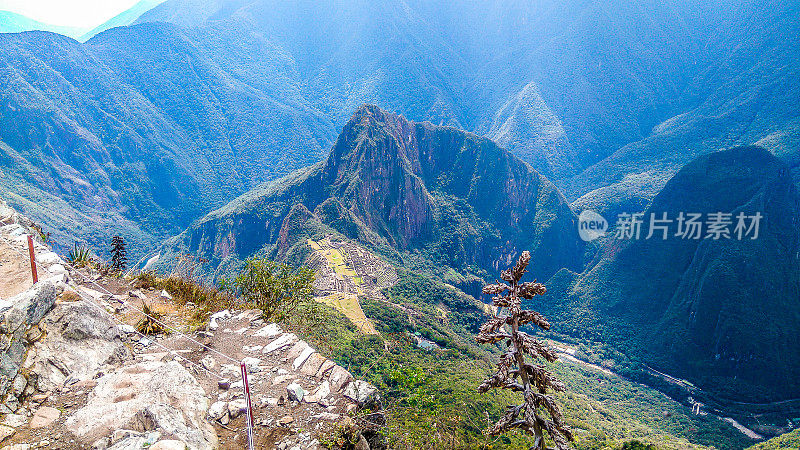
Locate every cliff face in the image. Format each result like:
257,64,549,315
168,105,584,282
548,146,800,402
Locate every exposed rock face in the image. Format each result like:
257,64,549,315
0,281,56,413
30,300,131,393
66,360,217,450
163,105,583,283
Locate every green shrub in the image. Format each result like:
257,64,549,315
67,243,94,268
233,258,315,322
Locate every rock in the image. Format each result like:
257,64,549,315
29,406,60,429
316,359,336,378
217,379,231,390
207,402,227,421
277,415,294,426
91,437,110,449
159,290,172,300
200,355,217,371
1,413,26,428
272,374,294,386
11,374,26,397
31,300,129,393
263,334,297,354
355,435,370,450
342,380,380,407
150,440,188,450
252,324,282,338
300,353,326,376
286,341,309,360
328,365,354,393
228,399,247,419
2,443,31,450
116,324,135,334
37,251,61,265
128,290,146,300
0,425,14,442
47,264,67,276
241,357,261,373
65,361,217,450
0,281,57,402
292,347,316,371
260,397,279,408
304,381,331,404
286,382,304,402
207,310,231,331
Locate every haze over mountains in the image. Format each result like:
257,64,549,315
1,0,798,255
1,0,799,439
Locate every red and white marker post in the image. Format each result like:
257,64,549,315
27,235,38,284
240,361,255,449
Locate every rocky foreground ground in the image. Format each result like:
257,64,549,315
0,200,379,449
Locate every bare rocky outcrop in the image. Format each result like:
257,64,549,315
0,282,57,414
66,360,217,450
29,300,131,393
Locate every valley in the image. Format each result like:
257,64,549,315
1,0,799,448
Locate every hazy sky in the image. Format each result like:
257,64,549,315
0,0,140,29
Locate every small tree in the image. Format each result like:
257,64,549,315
110,235,127,271
477,251,573,450
234,258,315,322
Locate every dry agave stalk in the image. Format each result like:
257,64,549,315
477,251,573,450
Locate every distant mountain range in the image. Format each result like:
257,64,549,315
1,0,797,257
1,0,798,412
0,11,86,39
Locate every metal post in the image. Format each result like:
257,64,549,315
240,361,255,449
27,235,38,283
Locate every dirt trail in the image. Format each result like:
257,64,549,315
0,235,46,299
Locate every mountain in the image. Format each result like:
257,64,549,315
547,146,800,402
0,26,333,256
2,0,798,257
0,11,86,39
568,0,800,212
157,105,584,288
79,0,167,41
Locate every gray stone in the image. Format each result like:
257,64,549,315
30,301,129,392
241,357,261,373
328,365,354,393
1,413,26,428
342,380,380,407
286,382,304,402
207,401,227,421
65,361,217,450
228,399,247,419
0,424,14,442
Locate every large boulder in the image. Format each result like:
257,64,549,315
0,281,56,411
30,300,130,392
66,360,217,449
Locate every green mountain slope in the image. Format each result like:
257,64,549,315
0,26,333,256
547,146,800,403
157,105,584,288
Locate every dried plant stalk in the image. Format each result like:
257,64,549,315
477,251,573,450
